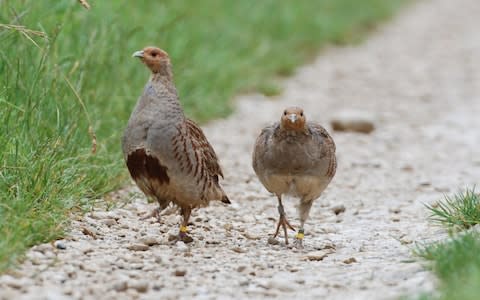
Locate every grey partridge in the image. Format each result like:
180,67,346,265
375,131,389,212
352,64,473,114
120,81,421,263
252,107,336,247
122,46,230,243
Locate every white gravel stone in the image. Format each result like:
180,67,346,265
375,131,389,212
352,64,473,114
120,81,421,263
127,244,149,251
302,249,335,261
138,236,160,246
175,242,189,252
102,218,117,226
129,280,149,293
54,240,67,250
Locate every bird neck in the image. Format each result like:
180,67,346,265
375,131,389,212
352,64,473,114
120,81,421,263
141,66,185,121
150,62,174,84
279,122,308,133
149,63,179,101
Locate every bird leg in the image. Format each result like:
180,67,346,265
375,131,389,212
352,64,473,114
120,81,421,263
178,207,194,243
294,228,305,249
140,207,161,223
272,196,295,245
294,199,314,249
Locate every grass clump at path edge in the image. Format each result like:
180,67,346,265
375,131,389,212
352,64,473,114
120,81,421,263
0,0,405,272
416,188,480,300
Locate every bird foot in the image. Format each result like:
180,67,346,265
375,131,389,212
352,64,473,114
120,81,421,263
168,233,194,244
273,214,296,245
140,207,161,222
294,230,305,249
168,226,194,243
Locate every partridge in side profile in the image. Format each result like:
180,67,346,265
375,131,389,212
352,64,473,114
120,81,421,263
122,46,230,243
252,107,336,247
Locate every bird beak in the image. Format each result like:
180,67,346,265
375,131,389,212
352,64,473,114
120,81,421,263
287,114,297,123
132,50,144,58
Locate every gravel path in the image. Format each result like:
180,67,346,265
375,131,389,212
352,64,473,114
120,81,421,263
2,0,480,299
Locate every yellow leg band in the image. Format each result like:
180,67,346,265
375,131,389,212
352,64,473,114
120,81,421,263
296,229,305,239
180,225,188,233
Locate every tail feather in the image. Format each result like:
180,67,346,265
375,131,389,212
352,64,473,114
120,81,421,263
221,195,231,204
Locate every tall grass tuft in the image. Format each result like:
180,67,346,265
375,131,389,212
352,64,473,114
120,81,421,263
426,188,480,230
415,232,480,300
415,188,480,300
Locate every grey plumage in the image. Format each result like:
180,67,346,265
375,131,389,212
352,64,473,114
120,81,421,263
252,106,336,246
122,47,229,243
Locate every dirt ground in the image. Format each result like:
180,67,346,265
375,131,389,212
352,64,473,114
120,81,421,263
1,0,480,299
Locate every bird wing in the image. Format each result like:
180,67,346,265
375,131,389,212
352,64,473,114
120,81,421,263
252,124,277,177
309,123,336,152
308,123,336,178
184,118,224,180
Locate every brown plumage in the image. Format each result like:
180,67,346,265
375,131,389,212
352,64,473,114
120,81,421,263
122,46,230,243
252,107,336,247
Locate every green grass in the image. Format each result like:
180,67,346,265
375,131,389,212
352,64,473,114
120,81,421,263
0,0,405,272
415,188,480,300
426,188,480,230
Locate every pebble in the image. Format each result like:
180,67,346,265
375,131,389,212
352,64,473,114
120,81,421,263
127,244,149,251
319,225,338,234
54,241,67,250
32,244,52,254
102,218,117,227
243,232,261,240
0,288,19,300
176,242,189,252
332,204,346,215
302,249,334,261
174,270,187,277
81,226,98,239
237,266,247,272
330,110,375,134
267,278,294,292
343,257,357,264
232,247,246,253
113,281,128,292
79,263,97,273
129,280,149,293
139,236,160,246
89,211,119,220
242,215,256,223
27,251,45,262
400,236,413,245
1,275,23,289
81,246,94,255
389,207,401,214
267,237,280,245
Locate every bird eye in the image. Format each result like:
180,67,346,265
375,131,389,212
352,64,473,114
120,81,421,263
283,111,287,116
151,52,157,57
300,112,303,116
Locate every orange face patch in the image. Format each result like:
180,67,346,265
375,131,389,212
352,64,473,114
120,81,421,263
280,106,306,131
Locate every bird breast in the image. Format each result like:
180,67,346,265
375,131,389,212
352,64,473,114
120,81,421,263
265,137,318,175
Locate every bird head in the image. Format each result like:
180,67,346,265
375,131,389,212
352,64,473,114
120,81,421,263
132,46,170,73
280,106,306,131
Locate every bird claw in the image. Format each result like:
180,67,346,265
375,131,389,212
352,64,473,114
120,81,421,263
140,207,161,222
273,215,296,245
179,232,194,243
293,237,304,249
168,232,194,244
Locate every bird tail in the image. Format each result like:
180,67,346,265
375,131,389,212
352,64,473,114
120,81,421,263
221,194,231,204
